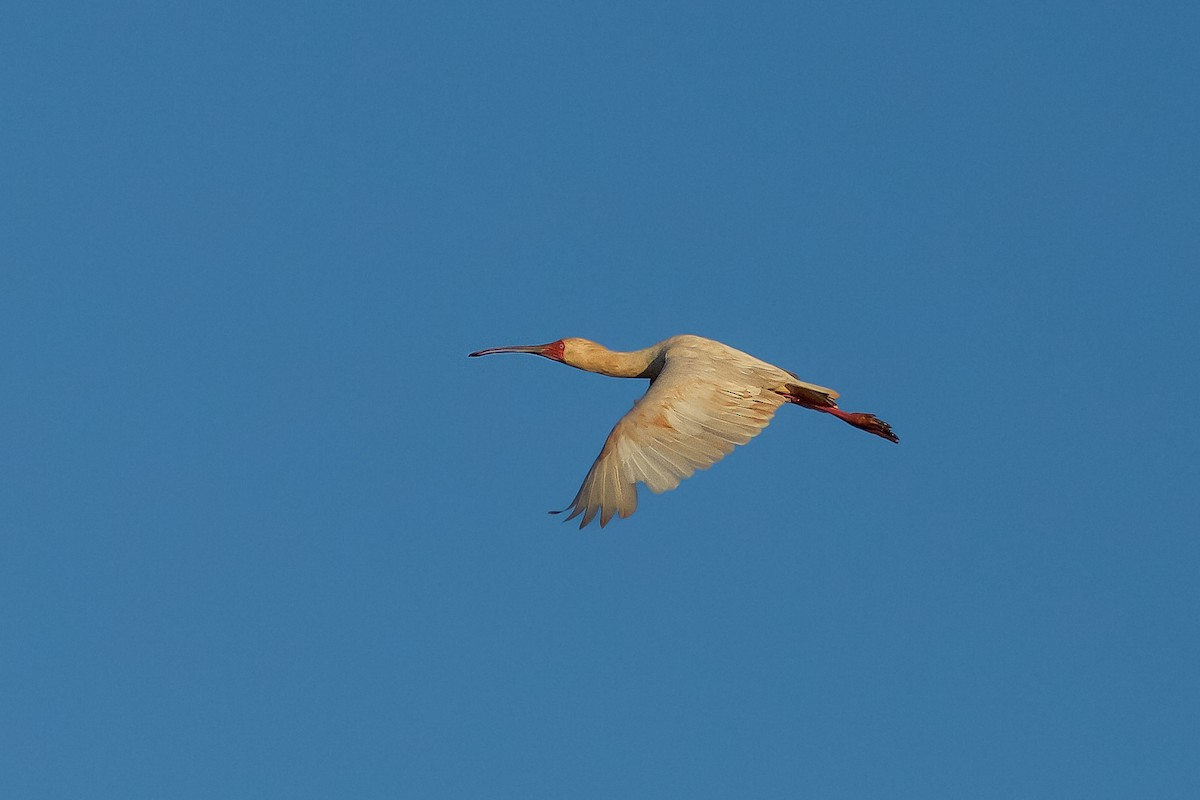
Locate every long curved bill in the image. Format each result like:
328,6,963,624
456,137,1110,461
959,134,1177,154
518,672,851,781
468,344,548,357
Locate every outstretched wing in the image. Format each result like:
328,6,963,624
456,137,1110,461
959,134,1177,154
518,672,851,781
555,349,789,528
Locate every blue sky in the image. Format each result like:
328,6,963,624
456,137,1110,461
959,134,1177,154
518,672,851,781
2,1,1198,797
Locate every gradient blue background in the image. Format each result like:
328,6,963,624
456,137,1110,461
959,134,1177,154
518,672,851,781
3,2,1197,797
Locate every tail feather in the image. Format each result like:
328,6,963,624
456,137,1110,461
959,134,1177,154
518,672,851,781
782,384,838,409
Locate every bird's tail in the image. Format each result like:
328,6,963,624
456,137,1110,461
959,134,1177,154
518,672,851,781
781,379,839,409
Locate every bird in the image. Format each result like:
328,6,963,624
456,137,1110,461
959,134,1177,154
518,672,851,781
469,335,897,528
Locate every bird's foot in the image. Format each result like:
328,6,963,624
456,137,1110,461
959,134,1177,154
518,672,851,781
824,408,899,443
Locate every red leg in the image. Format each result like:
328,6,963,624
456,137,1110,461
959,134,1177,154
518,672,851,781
782,392,899,443
816,406,899,443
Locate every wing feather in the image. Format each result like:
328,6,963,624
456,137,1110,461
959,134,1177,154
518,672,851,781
559,345,790,528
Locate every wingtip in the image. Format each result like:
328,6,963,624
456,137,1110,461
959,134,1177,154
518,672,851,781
549,504,586,528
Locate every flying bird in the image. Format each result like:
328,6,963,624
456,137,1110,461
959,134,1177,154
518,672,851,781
469,335,897,528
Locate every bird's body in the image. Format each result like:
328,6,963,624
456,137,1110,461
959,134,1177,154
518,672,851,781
469,335,897,528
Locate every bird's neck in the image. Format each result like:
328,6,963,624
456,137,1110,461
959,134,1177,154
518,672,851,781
567,343,663,379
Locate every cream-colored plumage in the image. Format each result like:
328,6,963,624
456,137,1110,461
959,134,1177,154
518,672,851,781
469,335,897,528
559,336,829,527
